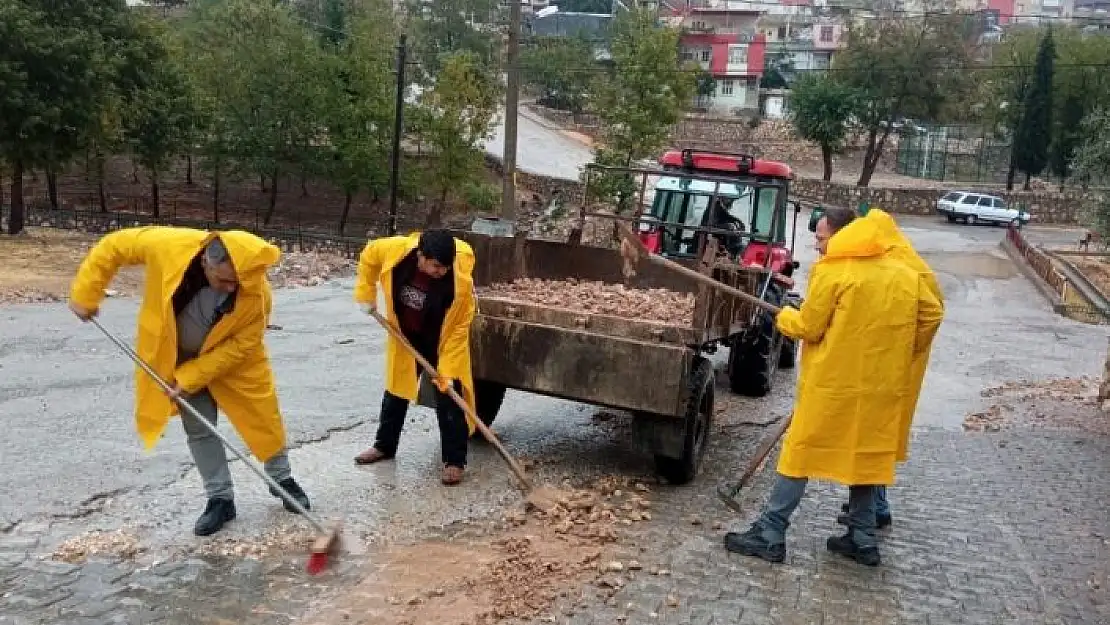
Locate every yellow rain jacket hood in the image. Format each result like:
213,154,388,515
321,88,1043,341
865,209,946,461
353,233,478,433
70,227,287,461
774,215,944,485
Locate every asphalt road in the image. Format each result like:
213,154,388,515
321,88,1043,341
483,107,594,181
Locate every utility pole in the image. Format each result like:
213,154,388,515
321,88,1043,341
500,0,522,226
387,34,407,236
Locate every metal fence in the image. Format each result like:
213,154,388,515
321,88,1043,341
1,201,382,260
895,125,1013,184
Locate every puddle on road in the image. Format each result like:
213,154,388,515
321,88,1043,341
921,252,1018,280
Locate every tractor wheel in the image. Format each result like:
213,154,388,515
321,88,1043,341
728,323,780,398
654,356,714,485
778,337,797,369
470,379,507,437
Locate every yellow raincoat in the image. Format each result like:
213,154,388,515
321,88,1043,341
353,234,478,434
775,216,944,485
70,227,287,461
865,209,946,461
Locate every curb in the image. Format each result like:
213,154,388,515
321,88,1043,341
1000,237,1064,311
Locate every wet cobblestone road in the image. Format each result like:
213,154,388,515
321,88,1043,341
529,425,1110,625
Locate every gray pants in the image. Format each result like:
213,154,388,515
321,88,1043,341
755,473,878,549
180,390,292,501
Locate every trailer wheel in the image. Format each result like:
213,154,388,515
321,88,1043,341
655,356,714,485
778,337,796,369
470,379,507,436
727,323,779,397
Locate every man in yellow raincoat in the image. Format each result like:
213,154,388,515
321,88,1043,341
835,209,945,530
351,230,477,486
725,207,944,566
69,227,310,537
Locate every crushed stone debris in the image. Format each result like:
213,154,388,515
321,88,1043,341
184,522,320,560
964,376,1107,435
477,278,695,326
300,475,656,625
51,528,144,563
266,250,355,289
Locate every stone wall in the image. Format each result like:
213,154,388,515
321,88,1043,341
790,178,1098,225
1102,339,1110,407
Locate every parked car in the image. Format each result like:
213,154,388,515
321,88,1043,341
936,191,1032,226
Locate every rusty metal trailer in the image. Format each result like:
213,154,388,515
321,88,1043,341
450,231,766,484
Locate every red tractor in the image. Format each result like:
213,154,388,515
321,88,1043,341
636,149,803,397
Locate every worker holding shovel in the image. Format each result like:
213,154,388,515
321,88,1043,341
833,209,946,531
352,229,478,486
723,207,944,566
69,227,312,537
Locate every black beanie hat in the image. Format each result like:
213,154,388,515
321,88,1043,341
418,229,456,267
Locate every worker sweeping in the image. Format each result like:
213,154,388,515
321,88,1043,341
723,207,944,566
69,227,311,537
352,229,478,486
834,209,946,531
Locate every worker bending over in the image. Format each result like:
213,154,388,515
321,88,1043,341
724,207,944,566
69,227,311,537
352,230,478,486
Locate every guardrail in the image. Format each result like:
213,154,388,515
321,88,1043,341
1006,225,1109,325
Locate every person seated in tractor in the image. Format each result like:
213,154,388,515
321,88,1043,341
710,197,746,257
723,207,944,566
68,227,312,537
351,230,478,486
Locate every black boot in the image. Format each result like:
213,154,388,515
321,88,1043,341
838,503,892,529
194,498,236,537
826,532,881,566
723,525,786,563
269,478,311,513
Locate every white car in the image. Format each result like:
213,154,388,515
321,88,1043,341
936,191,1032,227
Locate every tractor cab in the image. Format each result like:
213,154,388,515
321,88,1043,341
637,149,800,276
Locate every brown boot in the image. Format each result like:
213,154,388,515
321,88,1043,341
354,447,392,465
441,465,464,486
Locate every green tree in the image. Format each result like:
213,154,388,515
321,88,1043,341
521,34,595,112
1072,108,1110,235
1011,30,1054,191
789,74,859,182
324,0,398,234
414,50,500,227
404,0,502,80
1049,93,1083,186
834,15,974,187
0,0,142,234
182,0,329,224
123,19,195,217
1046,27,1110,187
589,8,694,212
760,51,795,89
691,65,716,109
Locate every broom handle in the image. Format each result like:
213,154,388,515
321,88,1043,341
89,317,329,535
367,309,533,491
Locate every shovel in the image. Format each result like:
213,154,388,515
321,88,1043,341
88,317,342,575
716,414,792,513
365,309,565,513
614,220,783,315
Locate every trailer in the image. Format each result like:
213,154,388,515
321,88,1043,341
415,152,805,484
434,231,770,485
